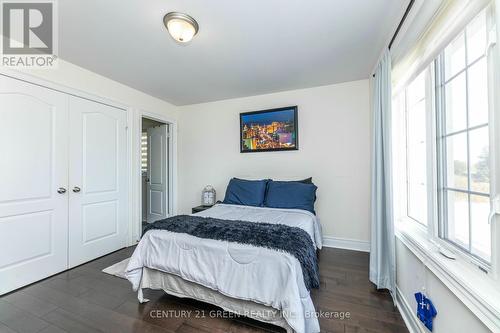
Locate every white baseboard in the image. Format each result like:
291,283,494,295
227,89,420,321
396,286,425,333
322,236,370,252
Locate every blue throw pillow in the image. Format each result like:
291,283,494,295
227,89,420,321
264,181,317,214
223,178,269,207
280,177,313,184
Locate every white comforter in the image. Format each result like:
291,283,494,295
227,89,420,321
125,204,322,333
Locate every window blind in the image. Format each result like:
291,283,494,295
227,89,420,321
141,132,148,173
392,0,492,93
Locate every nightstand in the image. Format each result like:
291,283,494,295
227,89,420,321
192,205,213,214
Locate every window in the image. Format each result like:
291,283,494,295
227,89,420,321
435,11,491,263
406,72,428,226
394,7,497,268
141,132,148,173
392,5,500,326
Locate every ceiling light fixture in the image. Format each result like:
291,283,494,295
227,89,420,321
163,12,199,43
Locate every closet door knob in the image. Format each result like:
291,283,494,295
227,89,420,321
73,186,81,193
57,187,67,194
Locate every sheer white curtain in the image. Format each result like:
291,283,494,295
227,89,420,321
369,49,396,299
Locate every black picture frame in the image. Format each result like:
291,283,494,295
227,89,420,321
240,106,298,153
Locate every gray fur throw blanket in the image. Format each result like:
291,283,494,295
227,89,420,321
143,215,320,290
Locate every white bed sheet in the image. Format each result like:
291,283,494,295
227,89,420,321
125,204,322,333
196,204,322,249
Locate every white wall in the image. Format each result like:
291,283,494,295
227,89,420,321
2,60,179,119
396,239,491,333
178,80,371,242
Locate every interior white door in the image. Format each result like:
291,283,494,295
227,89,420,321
0,75,69,295
68,96,127,267
146,124,168,222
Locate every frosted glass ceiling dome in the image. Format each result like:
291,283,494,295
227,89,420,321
163,12,199,43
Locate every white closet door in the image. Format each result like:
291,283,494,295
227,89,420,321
146,125,168,223
0,75,69,295
68,97,127,267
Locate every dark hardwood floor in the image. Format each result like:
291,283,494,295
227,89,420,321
0,247,408,333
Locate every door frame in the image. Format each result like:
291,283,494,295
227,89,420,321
131,109,177,244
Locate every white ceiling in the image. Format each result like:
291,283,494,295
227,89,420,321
59,0,408,106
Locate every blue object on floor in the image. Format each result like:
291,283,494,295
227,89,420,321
415,292,437,331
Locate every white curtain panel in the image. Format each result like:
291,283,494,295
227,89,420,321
369,49,396,300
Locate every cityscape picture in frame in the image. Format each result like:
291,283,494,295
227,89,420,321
240,106,298,153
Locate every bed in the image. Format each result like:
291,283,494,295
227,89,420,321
126,190,322,333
